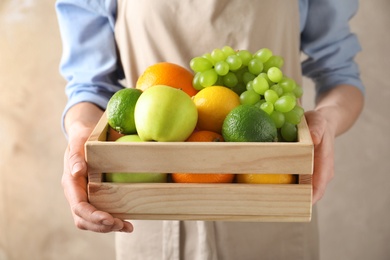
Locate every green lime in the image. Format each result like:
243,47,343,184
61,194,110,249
222,104,277,142
106,88,142,134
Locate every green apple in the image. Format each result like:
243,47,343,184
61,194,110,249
134,85,198,141
105,135,167,183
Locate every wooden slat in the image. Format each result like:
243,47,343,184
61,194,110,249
88,182,312,222
86,142,312,174
85,115,313,175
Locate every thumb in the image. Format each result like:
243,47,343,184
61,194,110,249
71,160,86,177
66,138,88,178
305,111,325,146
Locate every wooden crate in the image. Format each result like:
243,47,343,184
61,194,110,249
86,114,313,222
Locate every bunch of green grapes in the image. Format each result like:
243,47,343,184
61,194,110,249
189,46,304,142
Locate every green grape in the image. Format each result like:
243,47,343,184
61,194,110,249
270,84,284,96
263,55,284,71
295,105,305,117
279,77,296,93
281,122,298,142
282,92,296,98
234,67,248,83
274,95,296,113
264,89,279,104
248,58,264,75
237,50,253,66
242,71,256,85
267,67,283,83
258,72,273,86
214,61,230,76
192,72,204,90
260,101,274,115
214,75,224,86
202,53,215,65
221,46,236,57
190,57,213,72
223,72,238,88
211,48,226,62
254,99,266,109
254,48,273,63
226,55,242,71
270,111,285,128
246,81,254,91
240,90,261,105
293,105,304,118
284,106,304,125
252,76,269,95
200,69,218,87
231,82,247,96
293,84,304,98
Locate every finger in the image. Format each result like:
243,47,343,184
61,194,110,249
62,174,108,225
63,135,133,233
72,201,115,225
73,213,134,233
65,141,88,178
62,159,105,225
72,202,134,232
304,111,326,145
62,175,133,232
311,134,334,204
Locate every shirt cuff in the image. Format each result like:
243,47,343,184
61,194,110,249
61,92,110,139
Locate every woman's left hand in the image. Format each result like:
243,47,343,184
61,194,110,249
305,110,335,204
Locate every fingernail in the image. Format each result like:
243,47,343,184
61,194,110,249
121,222,134,233
102,219,114,226
112,222,123,231
71,162,83,176
310,131,320,144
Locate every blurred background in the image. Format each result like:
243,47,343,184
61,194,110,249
0,1,389,259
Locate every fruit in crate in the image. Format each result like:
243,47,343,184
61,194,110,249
106,88,142,134
192,86,240,134
189,46,305,142
236,174,297,184
172,131,235,183
222,104,277,142
134,85,198,142
135,62,198,97
105,135,167,183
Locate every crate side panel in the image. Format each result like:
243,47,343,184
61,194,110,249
86,142,313,174
88,183,311,219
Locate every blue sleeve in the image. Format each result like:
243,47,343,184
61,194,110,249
300,0,365,97
55,0,123,132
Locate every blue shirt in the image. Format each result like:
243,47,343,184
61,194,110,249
56,0,364,130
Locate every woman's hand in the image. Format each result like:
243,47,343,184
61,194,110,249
305,110,335,204
305,85,364,204
62,103,133,233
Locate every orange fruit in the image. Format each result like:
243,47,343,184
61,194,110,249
186,130,224,142
107,127,125,141
236,174,297,184
193,86,240,134
172,131,235,183
135,62,198,96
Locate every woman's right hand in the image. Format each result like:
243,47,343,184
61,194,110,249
62,103,133,233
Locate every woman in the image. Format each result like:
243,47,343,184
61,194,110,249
56,0,364,259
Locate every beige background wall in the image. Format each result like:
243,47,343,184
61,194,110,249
0,1,389,259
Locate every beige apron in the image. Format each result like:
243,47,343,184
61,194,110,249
114,0,319,259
